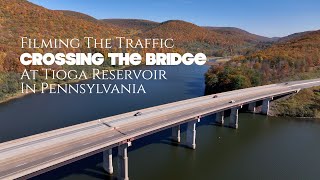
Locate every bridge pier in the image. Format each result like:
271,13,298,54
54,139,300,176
103,149,113,174
214,111,224,125
171,125,181,143
229,107,240,129
118,142,131,180
248,102,256,113
186,118,200,149
262,98,272,115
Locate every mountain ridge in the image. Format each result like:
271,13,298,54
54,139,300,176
101,19,159,31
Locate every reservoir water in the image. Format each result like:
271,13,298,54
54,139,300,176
0,64,320,180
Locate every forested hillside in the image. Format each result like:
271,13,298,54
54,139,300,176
100,19,272,56
140,20,271,56
58,10,98,22
205,30,320,117
206,30,320,92
204,27,271,43
101,19,159,32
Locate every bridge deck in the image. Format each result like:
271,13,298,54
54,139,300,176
0,78,319,179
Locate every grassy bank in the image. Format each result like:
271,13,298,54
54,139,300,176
270,86,320,118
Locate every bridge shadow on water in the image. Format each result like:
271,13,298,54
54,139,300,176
31,115,217,180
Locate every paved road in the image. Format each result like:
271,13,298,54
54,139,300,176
0,78,320,179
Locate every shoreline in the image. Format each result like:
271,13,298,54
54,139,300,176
268,113,320,120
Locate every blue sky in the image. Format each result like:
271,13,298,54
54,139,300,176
28,0,320,37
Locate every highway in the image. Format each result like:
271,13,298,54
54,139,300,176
0,78,320,179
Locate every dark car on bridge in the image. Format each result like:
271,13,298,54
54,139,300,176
134,112,142,116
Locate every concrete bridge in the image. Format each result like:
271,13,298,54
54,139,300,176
0,78,320,180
